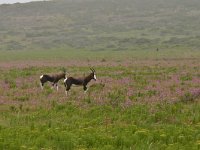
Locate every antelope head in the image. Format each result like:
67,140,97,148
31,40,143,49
90,68,97,81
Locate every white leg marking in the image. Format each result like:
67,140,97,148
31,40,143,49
56,85,59,91
40,83,43,90
66,91,68,96
84,88,88,94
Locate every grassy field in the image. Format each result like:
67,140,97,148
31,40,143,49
0,0,200,149
0,49,200,149
0,47,200,62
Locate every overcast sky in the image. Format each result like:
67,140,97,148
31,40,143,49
0,0,48,4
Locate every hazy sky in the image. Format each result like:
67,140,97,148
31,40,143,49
0,0,48,4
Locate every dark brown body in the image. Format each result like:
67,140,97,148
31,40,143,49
40,73,66,90
64,69,96,95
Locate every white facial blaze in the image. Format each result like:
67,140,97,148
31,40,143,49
94,74,97,80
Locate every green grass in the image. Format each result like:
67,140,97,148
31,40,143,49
0,48,200,62
1,102,200,149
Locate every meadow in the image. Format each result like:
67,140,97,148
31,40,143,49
0,49,200,150
0,0,200,149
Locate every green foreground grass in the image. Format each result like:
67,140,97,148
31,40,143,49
1,102,200,149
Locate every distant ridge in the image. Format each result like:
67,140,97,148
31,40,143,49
0,0,200,51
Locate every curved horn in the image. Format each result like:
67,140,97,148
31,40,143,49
92,68,95,72
90,68,94,72
61,67,66,73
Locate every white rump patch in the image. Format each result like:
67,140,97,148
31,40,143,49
40,75,44,79
64,78,68,83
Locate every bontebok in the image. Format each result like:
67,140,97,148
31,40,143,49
40,71,66,91
64,68,96,96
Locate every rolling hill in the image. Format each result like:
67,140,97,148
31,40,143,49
0,0,200,51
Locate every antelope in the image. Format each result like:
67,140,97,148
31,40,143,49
64,68,96,96
40,70,66,91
